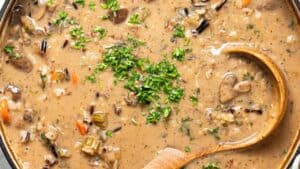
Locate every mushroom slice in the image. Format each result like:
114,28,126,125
108,8,129,24
5,84,22,101
233,81,251,93
219,73,238,103
10,57,34,73
20,16,45,35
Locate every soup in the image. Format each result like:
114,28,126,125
0,0,299,169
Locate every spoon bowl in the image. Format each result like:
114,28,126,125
143,47,288,169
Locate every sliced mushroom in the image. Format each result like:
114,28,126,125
20,16,45,35
233,81,251,93
23,108,35,122
108,8,129,24
10,57,34,73
5,84,22,101
219,73,238,103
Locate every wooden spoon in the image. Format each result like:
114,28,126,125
143,47,288,169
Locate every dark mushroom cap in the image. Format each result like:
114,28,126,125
10,57,34,73
108,8,129,24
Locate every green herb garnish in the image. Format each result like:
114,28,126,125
4,45,14,55
53,11,68,25
128,14,141,25
172,47,186,61
74,0,85,6
146,106,171,124
180,117,193,140
101,0,120,12
127,35,146,48
70,26,90,49
202,162,220,169
105,130,113,137
4,45,22,59
173,25,185,38
242,72,254,81
47,0,54,6
89,1,96,10
208,128,220,140
87,39,184,124
190,88,200,105
184,146,191,152
70,26,84,38
93,27,107,39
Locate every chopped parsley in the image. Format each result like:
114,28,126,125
105,130,113,137
128,14,141,25
172,47,186,61
184,146,191,152
173,25,185,38
3,45,22,59
70,26,90,49
87,36,184,124
289,19,295,30
202,162,220,169
47,0,54,6
89,1,96,10
4,45,14,55
190,88,200,105
70,26,84,38
85,74,97,83
53,11,68,25
101,0,120,12
208,128,220,140
180,117,193,140
74,0,85,6
146,106,171,124
93,27,107,39
242,72,254,81
127,35,146,48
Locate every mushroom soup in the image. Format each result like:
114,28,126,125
0,0,300,169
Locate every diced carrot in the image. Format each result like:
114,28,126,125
50,70,57,81
71,72,79,86
76,120,87,135
242,0,251,7
0,99,10,124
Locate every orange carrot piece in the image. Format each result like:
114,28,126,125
71,72,79,86
242,0,251,7
50,70,57,81
76,120,87,135
0,99,10,124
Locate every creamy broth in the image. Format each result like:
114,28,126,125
0,0,300,169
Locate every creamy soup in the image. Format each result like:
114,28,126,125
0,0,300,169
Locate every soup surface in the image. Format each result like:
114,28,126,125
0,0,300,169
